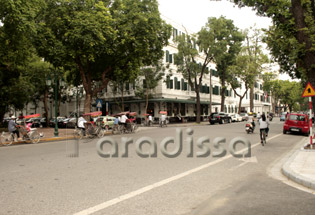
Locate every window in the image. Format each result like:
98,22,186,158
174,77,178,89
213,86,219,95
166,50,169,63
166,76,170,89
132,81,135,90
211,69,218,77
225,89,229,97
169,54,173,63
260,84,263,90
125,82,129,91
181,79,184,90
255,82,258,88
173,28,178,40
170,79,173,89
184,82,188,91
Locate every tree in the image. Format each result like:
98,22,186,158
207,17,244,112
228,55,255,114
174,34,210,123
34,0,171,114
244,28,269,111
232,0,315,111
279,80,304,112
174,16,243,123
0,0,43,123
135,61,170,116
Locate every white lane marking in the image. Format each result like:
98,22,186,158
73,133,283,215
229,161,248,171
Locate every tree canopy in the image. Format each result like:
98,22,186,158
34,0,171,113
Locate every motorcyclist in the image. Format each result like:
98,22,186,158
247,112,255,130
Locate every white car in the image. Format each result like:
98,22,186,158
230,114,242,122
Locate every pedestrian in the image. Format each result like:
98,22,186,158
8,116,20,141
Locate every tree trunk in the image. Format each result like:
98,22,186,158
84,93,92,115
121,86,125,111
238,97,243,114
196,89,201,123
209,73,212,115
220,86,226,112
250,84,254,112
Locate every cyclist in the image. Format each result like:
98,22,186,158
148,115,153,126
120,113,128,129
259,113,269,144
160,113,166,126
78,114,87,136
8,116,20,141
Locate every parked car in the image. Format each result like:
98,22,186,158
63,118,77,128
26,117,42,128
40,118,48,127
240,113,248,121
49,117,66,128
230,114,242,122
209,112,232,124
283,113,310,136
94,116,116,130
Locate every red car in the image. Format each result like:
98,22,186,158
283,113,310,135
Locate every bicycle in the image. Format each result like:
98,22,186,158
0,131,15,146
159,119,167,127
73,125,105,139
260,129,267,146
19,126,40,144
73,127,84,139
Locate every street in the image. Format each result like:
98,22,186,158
0,120,314,215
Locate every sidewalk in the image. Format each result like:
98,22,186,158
282,141,315,190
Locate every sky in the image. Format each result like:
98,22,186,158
157,0,293,81
158,0,272,32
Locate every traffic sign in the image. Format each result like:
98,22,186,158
302,82,315,97
96,99,103,108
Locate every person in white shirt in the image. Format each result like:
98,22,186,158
160,114,166,126
247,112,255,129
259,113,269,143
78,115,87,136
120,114,128,129
148,115,153,126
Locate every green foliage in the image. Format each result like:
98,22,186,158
0,0,44,121
205,16,244,110
34,0,171,113
136,61,169,98
233,0,315,80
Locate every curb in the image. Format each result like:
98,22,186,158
281,143,315,190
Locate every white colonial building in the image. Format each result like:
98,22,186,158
13,17,273,121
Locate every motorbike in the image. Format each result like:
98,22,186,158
245,123,255,134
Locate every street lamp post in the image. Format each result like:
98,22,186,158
54,72,59,137
76,86,83,125
46,71,65,137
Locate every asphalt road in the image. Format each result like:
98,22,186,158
0,119,314,215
